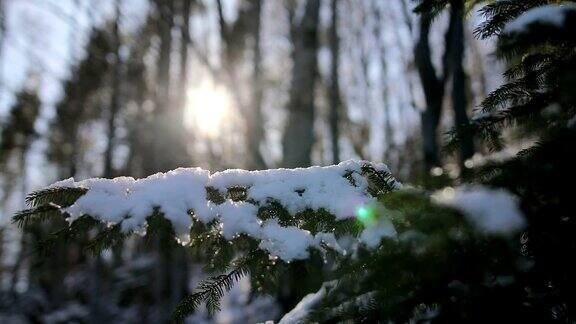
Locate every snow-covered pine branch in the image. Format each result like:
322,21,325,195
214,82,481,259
13,160,528,321
14,160,401,262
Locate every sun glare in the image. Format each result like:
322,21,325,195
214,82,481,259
185,81,232,137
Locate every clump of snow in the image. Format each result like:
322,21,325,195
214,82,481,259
359,217,397,249
65,168,214,241
211,161,374,219
504,4,576,34
45,160,399,261
567,114,576,128
216,201,261,240
312,232,346,256
258,220,314,261
434,186,526,236
278,281,335,324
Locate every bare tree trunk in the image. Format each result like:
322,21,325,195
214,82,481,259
415,0,474,175
123,14,155,178
90,3,123,322
0,0,5,60
415,13,444,172
169,0,193,312
145,0,176,175
10,148,28,294
372,1,394,163
329,0,341,165
148,2,179,322
215,0,266,169
282,0,320,168
449,0,474,167
177,0,192,122
65,0,82,179
104,0,122,178
156,1,173,114
278,0,321,313
245,0,267,170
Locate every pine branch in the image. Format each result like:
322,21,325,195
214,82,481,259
85,223,130,255
446,92,554,152
413,0,450,17
361,165,400,196
480,68,549,113
206,186,225,204
13,204,63,228
25,186,88,208
13,162,405,320
474,0,546,39
172,264,250,321
314,291,379,322
144,211,181,251
35,216,100,257
503,53,555,80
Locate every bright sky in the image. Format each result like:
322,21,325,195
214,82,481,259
0,0,150,118
0,0,502,187
0,0,424,190
0,0,150,196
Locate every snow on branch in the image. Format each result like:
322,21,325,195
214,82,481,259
504,4,576,34
433,186,526,236
278,281,334,324
15,160,401,262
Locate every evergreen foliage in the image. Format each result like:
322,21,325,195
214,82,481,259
448,1,576,154
446,0,576,321
9,0,576,322
0,88,40,168
47,26,113,176
0,88,40,203
13,164,404,320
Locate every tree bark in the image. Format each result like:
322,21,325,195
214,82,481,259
245,0,267,170
144,0,178,175
169,0,193,313
215,0,266,170
94,2,122,321
449,0,474,167
104,0,122,178
0,0,5,60
415,13,444,172
329,0,341,165
372,1,394,163
282,0,320,168
177,0,192,125
155,0,173,114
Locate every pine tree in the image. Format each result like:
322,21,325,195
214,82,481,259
415,0,476,175
13,162,405,319
0,87,40,173
10,1,576,323
0,86,40,295
47,26,113,178
419,0,576,321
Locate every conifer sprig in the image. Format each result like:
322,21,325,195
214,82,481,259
413,0,450,17
446,1,575,155
11,163,400,318
25,186,88,208
172,258,252,321
474,0,546,39
13,204,63,228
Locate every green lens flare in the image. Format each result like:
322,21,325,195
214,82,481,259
356,205,376,226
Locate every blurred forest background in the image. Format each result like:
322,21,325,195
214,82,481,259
0,0,509,322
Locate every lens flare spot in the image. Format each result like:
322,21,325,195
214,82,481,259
356,205,376,226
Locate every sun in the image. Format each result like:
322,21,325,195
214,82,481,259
185,81,232,137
